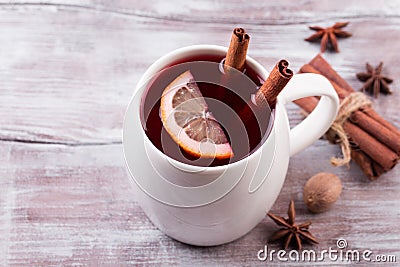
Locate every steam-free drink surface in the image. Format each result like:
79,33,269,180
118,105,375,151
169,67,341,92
141,55,273,167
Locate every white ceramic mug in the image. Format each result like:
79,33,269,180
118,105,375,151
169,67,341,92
123,45,339,246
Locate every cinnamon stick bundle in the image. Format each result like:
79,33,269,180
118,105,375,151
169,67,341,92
295,54,400,180
299,63,400,153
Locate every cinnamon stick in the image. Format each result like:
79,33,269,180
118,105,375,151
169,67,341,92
299,64,349,99
350,149,385,180
309,54,354,93
235,59,292,151
293,97,319,114
255,59,293,108
343,123,398,171
350,111,400,154
363,108,400,135
224,28,250,72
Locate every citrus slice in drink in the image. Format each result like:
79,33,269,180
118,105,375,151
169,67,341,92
160,70,234,159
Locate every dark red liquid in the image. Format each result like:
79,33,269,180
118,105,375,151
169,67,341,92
140,54,273,167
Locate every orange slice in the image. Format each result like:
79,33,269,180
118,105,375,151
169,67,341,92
160,70,233,159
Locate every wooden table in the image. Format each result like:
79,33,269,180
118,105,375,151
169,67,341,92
1,1,399,265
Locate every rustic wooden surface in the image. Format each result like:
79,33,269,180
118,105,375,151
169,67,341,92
1,0,399,266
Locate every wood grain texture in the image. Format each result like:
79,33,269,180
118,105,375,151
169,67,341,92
0,0,399,266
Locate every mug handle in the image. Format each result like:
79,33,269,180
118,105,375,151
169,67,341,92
278,73,340,156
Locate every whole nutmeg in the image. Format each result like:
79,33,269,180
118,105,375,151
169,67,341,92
303,172,342,213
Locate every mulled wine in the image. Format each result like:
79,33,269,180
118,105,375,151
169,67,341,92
140,54,273,167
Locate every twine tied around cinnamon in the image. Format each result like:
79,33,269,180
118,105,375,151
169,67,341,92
327,92,372,167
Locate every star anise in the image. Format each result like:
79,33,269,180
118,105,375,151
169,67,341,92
357,62,393,98
305,22,352,53
267,200,318,250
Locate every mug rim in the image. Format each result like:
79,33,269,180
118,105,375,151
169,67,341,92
125,44,273,173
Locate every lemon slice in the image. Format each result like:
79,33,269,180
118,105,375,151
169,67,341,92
160,70,234,159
